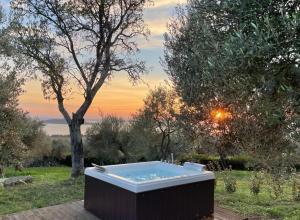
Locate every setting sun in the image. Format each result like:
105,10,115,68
210,108,231,122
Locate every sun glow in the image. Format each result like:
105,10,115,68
210,108,231,122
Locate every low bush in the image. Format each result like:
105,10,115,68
206,161,223,189
25,156,61,167
25,155,120,168
180,153,300,171
222,166,237,193
265,172,285,200
59,155,117,167
291,173,300,201
249,171,264,195
51,138,70,160
180,153,252,170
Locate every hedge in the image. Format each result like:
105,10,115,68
26,154,300,171
179,154,253,170
180,153,300,171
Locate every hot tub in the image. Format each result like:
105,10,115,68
84,161,215,220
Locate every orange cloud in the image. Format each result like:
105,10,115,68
18,1,182,119
19,74,168,119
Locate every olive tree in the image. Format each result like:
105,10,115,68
85,115,129,164
22,118,52,160
11,0,150,177
132,87,180,160
164,0,300,166
0,5,27,177
0,73,27,176
0,73,53,174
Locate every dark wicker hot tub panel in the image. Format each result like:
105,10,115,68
84,175,137,220
84,175,214,220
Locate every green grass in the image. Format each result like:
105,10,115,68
0,167,84,215
0,167,299,219
215,171,300,220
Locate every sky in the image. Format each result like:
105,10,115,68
11,0,187,120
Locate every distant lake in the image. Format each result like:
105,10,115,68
43,123,92,136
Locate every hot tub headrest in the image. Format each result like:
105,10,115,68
183,162,205,171
92,163,106,172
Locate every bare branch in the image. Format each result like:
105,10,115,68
11,0,149,122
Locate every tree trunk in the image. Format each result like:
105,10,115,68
69,117,84,178
219,151,227,170
0,164,4,178
165,133,171,158
160,133,166,160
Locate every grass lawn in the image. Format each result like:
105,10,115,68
0,167,299,219
215,171,300,220
0,167,84,215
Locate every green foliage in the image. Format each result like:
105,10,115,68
164,0,300,168
131,86,185,160
165,0,299,104
21,118,52,160
184,153,219,163
222,166,237,193
0,72,53,169
127,116,160,161
266,173,285,200
85,116,129,164
181,153,252,170
206,160,222,172
51,138,70,160
0,6,51,173
83,87,193,163
291,173,300,201
215,171,300,219
249,171,264,195
0,73,26,168
259,155,296,200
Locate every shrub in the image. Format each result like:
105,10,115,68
270,178,283,199
26,156,60,167
85,116,130,164
227,155,252,170
265,172,285,200
51,138,70,160
222,166,237,193
263,154,295,200
58,155,118,167
249,171,264,196
291,173,300,201
206,161,222,189
180,153,251,170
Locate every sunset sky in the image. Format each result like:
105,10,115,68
11,0,187,120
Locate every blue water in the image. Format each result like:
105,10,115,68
114,168,181,182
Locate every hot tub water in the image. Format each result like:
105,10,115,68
113,168,182,182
